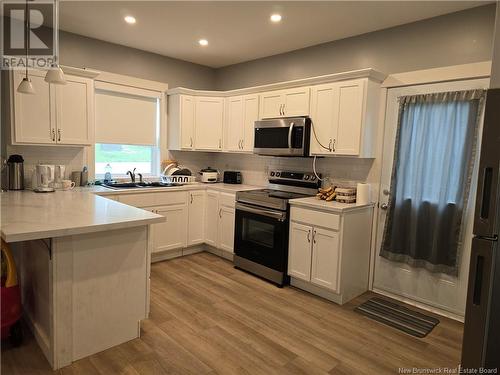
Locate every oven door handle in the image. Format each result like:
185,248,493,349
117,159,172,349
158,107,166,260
288,122,295,149
236,202,287,221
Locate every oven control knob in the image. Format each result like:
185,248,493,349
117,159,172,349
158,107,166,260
270,171,275,177
275,172,281,177
304,175,310,180
311,176,316,181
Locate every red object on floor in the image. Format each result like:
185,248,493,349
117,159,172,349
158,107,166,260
1,284,21,339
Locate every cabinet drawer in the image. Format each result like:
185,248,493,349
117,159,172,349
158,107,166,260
218,192,236,208
119,191,187,208
290,206,340,231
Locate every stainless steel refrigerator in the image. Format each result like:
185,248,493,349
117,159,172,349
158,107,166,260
462,88,500,370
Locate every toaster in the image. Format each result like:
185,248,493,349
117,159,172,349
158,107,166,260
223,171,242,184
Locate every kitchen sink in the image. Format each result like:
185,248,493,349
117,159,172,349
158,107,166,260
102,182,183,190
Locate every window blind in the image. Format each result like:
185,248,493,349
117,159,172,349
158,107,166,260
95,83,159,146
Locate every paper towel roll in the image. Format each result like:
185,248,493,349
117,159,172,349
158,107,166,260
356,183,371,205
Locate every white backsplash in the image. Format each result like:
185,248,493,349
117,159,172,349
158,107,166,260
6,145,88,187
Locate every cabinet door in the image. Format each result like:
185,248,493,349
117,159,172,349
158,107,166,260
187,190,205,246
218,206,235,253
153,205,187,253
309,83,337,155
205,191,219,247
288,222,313,281
224,96,244,152
334,80,364,156
242,94,259,152
195,97,224,151
259,91,283,119
55,75,93,145
310,227,340,292
180,95,195,149
283,87,310,117
12,70,55,144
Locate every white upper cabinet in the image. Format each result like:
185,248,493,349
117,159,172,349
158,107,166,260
259,87,310,119
11,70,94,146
180,95,195,149
310,78,380,158
12,70,54,144
55,75,93,145
168,94,195,150
224,94,259,152
195,96,224,151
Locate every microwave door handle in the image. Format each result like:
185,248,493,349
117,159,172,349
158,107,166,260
288,122,295,149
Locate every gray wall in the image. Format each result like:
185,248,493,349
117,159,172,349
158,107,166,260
214,5,496,90
60,31,216,90
490,3,500,88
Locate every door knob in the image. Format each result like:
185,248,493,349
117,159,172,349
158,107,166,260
380,203,388,210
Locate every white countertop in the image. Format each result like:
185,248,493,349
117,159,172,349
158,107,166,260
289,197,375,213
91,182,261,196
1,183,261,243
1,190,165,243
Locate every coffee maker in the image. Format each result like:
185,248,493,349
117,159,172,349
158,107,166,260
32,165,55,193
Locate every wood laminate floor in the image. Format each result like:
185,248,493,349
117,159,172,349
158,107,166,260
1,252,463,375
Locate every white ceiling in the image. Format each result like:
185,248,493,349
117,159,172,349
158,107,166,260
59,1,491,68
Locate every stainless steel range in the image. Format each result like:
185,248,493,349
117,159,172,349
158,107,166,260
234,170,321,286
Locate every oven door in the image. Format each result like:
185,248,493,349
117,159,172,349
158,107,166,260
254,120,308,156
234,202,289,272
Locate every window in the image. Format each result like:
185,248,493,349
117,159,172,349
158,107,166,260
93,81,161,178
95,144,158,177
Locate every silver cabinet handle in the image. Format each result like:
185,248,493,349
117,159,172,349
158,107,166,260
57,129,61,142
51,129,56,141
313,229,317,244
332,139,336,152
241,139,244,149
190,137,193,148
307,230,311,243
219,208,222,218
328,138,332,152
282,103,285,116
380,203,388,210
190,193,193,204
288,122,295,149
219,139,222,149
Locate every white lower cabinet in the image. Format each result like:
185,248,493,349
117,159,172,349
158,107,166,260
205,190,236,256
288,203,373,304
150,205,187,253
187,190,206,246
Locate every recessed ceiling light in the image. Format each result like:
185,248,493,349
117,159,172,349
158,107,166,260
124,15,136,24
270,14,282,23
198,39,208,46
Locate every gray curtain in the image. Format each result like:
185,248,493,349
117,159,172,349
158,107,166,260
380,89,485,276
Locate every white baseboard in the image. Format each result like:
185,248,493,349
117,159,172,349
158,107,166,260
23,308,53,368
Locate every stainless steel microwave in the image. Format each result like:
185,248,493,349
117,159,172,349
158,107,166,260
253,117,311,157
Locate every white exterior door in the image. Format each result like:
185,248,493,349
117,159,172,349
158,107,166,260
242,94,259,152
195,97,224,150
311,227,340,292
288,222,312,281
218,206,235,253
373,78,489,318
225,96,244,152
180,95,195,149
153,205,187,253
334,80,364,155
283,87,310,117
187,191,205,246
205,191,219,247
13,70,55,144
55,75,93,145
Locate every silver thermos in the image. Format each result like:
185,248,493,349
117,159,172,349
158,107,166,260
7,154,24,190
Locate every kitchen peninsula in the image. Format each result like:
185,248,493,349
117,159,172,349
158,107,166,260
1,189,164,369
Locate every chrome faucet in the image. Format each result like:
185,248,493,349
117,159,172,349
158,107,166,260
126,168,137,183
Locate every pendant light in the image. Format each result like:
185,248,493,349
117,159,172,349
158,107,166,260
44,0,65,84
17,0,35,94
